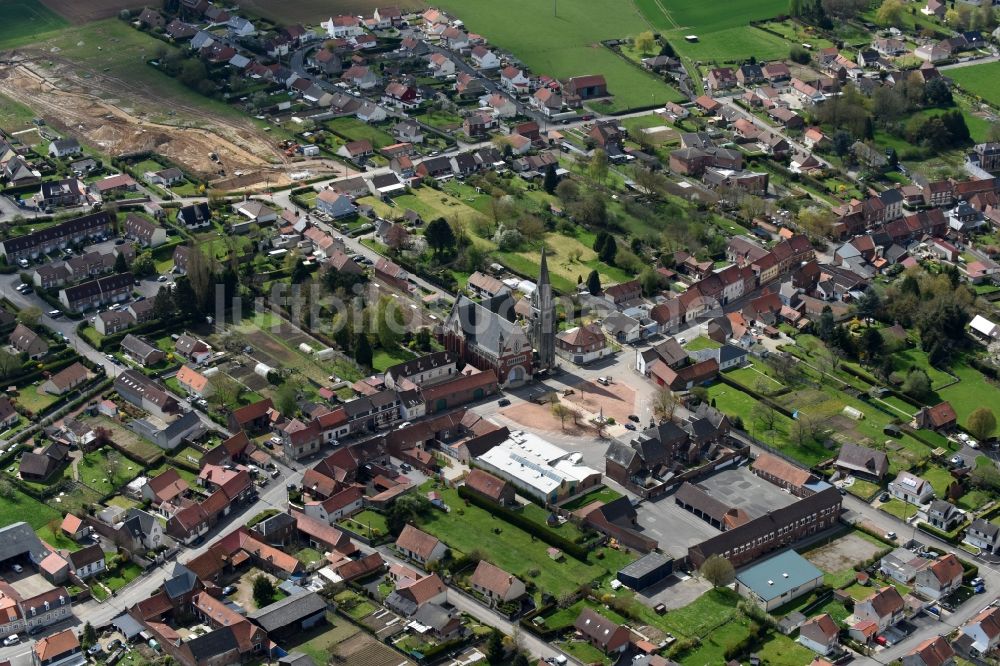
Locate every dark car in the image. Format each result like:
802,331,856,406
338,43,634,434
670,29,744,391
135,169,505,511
628,414,640,422
624,423,636,431
498,398,511,407
115,238,126,245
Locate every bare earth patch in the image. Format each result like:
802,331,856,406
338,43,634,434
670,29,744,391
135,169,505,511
499,402,590,435
562,379,637,423
804,533,882,574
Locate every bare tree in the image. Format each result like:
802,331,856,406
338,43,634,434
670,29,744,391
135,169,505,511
752,402,778,431
652,387,678,422
550,402,571,430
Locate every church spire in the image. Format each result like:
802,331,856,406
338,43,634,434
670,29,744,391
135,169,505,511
539,245,550,288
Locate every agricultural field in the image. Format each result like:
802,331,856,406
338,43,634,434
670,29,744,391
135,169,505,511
432,0,684,111
635,0,788,61
0,0,68,49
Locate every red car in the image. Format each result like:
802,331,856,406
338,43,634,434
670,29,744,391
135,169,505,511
875,636,888,646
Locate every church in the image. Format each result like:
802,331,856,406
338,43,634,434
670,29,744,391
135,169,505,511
442,250,557,386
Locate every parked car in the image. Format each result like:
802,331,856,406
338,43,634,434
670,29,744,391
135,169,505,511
12,564,23,573
3,635,19,646
47,310,62,319
885,532,897,541
628,414,640,422
87,645,103,656
624,423,636,431
222,586,236,596
498,398,511,407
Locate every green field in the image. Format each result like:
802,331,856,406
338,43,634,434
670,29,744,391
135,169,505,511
937,361,1000,428
416,482,634,601
325,117,397,149
0,0,68,50
432,0,683,111
949,61,1000,108
635,0,788,61
0,91,40,130
33,20,251,125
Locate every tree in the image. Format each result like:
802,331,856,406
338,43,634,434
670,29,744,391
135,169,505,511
81,622,96,648
153,286,176,320
551,401,572,430
861,326,885,365
355,334,373,368
373,295,405,352
598,234,618,265
252,575,276,607
968,407,997,442
634,30,657,54
790,44,811,64
639,267,663,297
700,554,735,587
831,129,853,157
589,148,608,183
132,251,156,277
799,206,835,238
652,387,678,421
875,0,905,26
0,477,14,500
586,270,601,295
752,401,778,431
211,375,244,409
902,368,931,400
924,77,953,107
542,164,559,194
113,252,129,274
0,350,22,379
425,217,456,257
855,289,883,324
274,382,298,417
486,629,505,665
16,306,41,328
183,245,213,314
971,463,1000,492
290,258,310,284
512,655,530,666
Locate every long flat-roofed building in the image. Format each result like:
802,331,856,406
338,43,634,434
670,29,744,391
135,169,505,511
474,431,601,503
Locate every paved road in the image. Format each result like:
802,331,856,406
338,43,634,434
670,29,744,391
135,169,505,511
0,460,300,662
939,53,1000,70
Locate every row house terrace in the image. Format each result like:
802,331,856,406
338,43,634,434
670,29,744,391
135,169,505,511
0,211,113,262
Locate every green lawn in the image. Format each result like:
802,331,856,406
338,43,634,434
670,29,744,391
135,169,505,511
295,547,324,566
15,385,59,416
672,616,754,665
325,117,397,149
663,588,741,637
684,336,722,351
0,0,68,50
284,615,360,666
560,487,624,511
76,448,141,496
724,364,783,394
635,0,789,61
432,0,683,111
937,361,1000,428
880,498,918,521
102,562,143,591
891,348,955,391
372,346,416,373
0,90,40,129
922,465,956,497
756,633,817,666
495,229,634,295
560,640,609,666
415,482,635,601
339,510,389,538
950,61,1000,108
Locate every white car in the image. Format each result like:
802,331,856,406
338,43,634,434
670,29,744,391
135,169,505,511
3,634,18,646
12,564,23,573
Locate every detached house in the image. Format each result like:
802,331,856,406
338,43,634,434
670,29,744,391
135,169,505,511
914,553,964,600
10,323,48,359
395,524,447,565
959,606,1000,657
888,471,934,505
469,561,526,606
855,586,905,632
177,202,212,229
573,608,631,655
903,636,955,666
